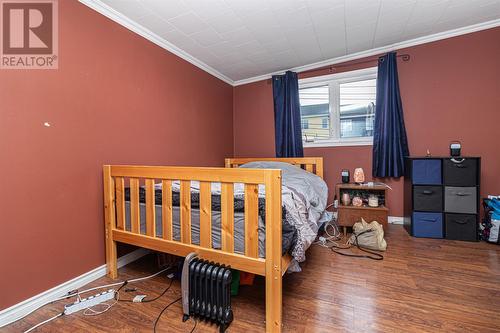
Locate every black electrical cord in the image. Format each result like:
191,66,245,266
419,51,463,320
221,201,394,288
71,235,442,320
118,278,174,303
330,229,384,261
152,297,182,333
189,319,197,333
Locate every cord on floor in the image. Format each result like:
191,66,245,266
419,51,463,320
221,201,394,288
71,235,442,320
153,297,182,333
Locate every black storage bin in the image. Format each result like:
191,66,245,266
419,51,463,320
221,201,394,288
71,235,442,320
445,213,477,241
413,186,442,212
443,158,478,186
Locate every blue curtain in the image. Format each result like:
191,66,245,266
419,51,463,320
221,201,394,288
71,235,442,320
272,71,304,157
372,52,409,178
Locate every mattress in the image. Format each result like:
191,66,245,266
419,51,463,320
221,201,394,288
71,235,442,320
125,202,269,258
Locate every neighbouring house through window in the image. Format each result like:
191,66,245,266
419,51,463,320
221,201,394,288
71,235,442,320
299,67,377,147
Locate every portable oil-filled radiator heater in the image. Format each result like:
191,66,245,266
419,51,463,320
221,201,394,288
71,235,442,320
181,253,233,332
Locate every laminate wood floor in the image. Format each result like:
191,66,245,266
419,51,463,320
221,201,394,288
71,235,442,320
5,225,500,332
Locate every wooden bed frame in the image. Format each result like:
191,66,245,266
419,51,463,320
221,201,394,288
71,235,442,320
103,157,323,333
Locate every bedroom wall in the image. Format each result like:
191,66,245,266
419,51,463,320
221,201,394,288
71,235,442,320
0,1,233,310
233,27,500,217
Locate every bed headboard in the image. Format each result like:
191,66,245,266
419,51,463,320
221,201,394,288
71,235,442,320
225,157,324,179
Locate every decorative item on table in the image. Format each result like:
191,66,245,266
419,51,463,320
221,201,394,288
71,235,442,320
368,194,379,207
341,192,351,206
352,196,363,207
426,149,431,157
450,141,461,157
341,169,350,183
353,168,365,183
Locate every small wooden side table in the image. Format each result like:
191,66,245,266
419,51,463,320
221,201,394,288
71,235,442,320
336,183,389,236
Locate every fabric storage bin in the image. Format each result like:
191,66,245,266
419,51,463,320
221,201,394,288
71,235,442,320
444,187,477,214
413,186,443,212
443,158,478,186
413,212,443,238
445,213,477,241
412,159,442,185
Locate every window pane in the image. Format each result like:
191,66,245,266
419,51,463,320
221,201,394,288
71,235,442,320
299,85,330,142
339,79,376,138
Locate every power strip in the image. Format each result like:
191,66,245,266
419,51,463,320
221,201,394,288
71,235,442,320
64,289,116,315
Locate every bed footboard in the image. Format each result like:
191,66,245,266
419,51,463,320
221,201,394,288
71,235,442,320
103,165,283,332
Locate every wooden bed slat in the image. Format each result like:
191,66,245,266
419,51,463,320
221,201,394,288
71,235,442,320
244,184,259,258
129,178,140,234
114,177,125,230
316,161,324,179
221,183,234,252
265,170,283,333
305,164,313,173
162,180,173,240
145,179,156,237
180,180,192,244
199,181,212,248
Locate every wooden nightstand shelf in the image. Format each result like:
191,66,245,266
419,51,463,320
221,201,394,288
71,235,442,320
336,183,389,236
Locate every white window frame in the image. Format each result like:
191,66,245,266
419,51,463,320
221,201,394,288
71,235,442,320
299,67,377,148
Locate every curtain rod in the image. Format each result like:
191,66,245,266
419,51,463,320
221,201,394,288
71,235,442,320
299,53,411,76
266,53,411,83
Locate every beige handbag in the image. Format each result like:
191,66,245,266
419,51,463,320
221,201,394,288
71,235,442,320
348,218,387,251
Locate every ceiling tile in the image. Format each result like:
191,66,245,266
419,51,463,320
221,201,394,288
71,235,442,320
134,14,175,35
316,24,347,58
345,0,381,27
142,0,189,20
225,0,271,17
102,0,150,18
310,5,345,30
168,12,209,35
205,10,244,34
220,27,255,45
183,0,228,21
189,28,223,47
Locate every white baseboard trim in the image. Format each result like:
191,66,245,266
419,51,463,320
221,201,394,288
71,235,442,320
388,216,404,225
0,248,150,328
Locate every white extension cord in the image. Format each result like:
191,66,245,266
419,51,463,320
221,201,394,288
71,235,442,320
64,289,116,315
20,266,172,333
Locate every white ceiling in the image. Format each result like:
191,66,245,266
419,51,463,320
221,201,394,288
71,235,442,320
84,0,500,84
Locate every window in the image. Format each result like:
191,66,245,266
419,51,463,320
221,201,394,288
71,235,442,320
322,117,329,129
301,119,309,129
299,67,377,147
298,85,329,141
341,119,352,134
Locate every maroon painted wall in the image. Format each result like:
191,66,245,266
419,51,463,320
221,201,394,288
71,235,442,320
0,1,233,310
233,27,500,217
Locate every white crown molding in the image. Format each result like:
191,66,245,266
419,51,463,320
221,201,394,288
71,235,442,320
0,248,150,328
78,0,234,86
234,18,500,86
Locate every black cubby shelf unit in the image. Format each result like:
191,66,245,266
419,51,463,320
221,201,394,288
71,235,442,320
403,156,481,242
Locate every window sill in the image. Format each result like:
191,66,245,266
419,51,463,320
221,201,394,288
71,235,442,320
303,137,373,148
